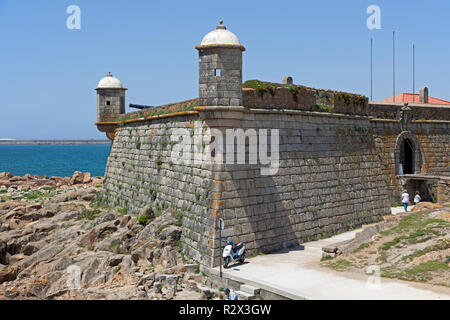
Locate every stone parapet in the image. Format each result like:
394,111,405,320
369,102,450,121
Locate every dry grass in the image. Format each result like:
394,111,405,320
321,208,450,287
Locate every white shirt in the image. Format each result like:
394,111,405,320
414,195,421,203
401,193,409,203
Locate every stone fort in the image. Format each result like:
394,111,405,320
95,21,450,267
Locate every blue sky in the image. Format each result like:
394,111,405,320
0,0,449,139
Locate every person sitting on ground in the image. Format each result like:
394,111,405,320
414,191,421,205
401,190,409,212
224,288,238,300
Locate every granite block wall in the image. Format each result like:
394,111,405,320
437,179,450,203
415,122,450,176
204,110,391,265
101,115,217,266
243,87,368,116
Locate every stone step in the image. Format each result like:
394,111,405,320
235,290,257,300
240,284,260,295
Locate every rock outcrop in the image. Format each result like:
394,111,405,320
0,178,207,300
0,171,102,191
411,202,443,212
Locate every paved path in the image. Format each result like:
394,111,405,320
391,205,415,215
212,229,450,300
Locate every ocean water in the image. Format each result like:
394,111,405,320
0,145,110,177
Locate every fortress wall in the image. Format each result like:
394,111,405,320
370,121,401,204
101,115,216,266
414,122,450,176
100,109,448,267
206,110,391,264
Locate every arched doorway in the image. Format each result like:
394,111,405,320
400,138,414,174
395,132,421,175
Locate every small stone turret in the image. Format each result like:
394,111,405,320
95,72,127,123
195,20,245,106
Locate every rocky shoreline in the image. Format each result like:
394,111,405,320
0,172,220,300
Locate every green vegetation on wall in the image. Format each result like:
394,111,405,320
117,101,199,125
243,79,367,106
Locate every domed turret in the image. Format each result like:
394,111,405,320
96,72,124,89
95,72,127,124
196,21,245,106
200,20,243,47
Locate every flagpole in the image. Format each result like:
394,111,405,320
370,38,373,101
393,31,396,102
413,44,416,104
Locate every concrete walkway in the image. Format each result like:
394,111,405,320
212,228,450,300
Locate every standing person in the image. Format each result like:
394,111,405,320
224,288,238,300
401,190,409,212
414,191,421,205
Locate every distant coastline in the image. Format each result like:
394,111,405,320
0,140,111,145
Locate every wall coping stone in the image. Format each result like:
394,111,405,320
194,106,247,112
412,120,450,124
195,44,246,51
95,110,199,126
369,118,450,124
370,102,450,109
370,119,399,123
